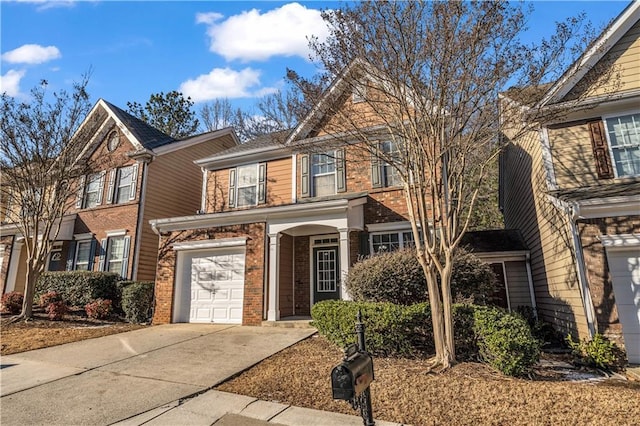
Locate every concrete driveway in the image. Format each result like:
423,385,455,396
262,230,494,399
0,324,316,426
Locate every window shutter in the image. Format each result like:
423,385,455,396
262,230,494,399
258,162,267,204
228,168,237,207
129,164,139,201
66,242,76,271
300,154,310,198
96,171,106,205
359,231,370,257
588,120,614,179
98,238,107,272
76,175,86,209
106,169,116,204
88,239,97,271
336,149,346,193
121,236,131,279
371,143,382,188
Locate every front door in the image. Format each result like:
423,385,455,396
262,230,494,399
313,246,340,303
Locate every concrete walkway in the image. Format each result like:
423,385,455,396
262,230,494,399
0,324,402,426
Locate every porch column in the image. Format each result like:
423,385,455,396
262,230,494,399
5,238,24,293
338,228,351,301
267,232,280,321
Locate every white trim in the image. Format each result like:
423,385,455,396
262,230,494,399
201,168,208,213
106,229,127,237
366,221,412,232
291,153,297,203
574,195,640,219
73,233,93,241
569,216,597,337
539,127,558,191
525,254,538,319
150,197,367,234
600,233,640,250
5,239,24,293
501,262,511,312
132,162,148,280
267,233,281,321
472,251,529,262
172,237,248,251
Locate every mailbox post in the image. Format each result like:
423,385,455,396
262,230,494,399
331,310,375,426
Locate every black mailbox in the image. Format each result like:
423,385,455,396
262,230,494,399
331,351,374,400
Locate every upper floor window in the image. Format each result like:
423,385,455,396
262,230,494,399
81,172,105,209
113,165,137,204
604,113,640,177
372,140,403,188
228,163,266,207
312,152,337,197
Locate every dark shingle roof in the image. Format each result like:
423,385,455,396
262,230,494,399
214,129,292,157
460,229,528,253
103,101,176,150
550,181,640,202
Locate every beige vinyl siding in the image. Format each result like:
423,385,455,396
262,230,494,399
278,234,294,317
504,261,533,308
548,123,605,189
208,157,292,213
138,134,237,281
501,127,590,338
565,20,640,101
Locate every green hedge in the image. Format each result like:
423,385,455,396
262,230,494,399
36,271,120,307
473,306,540,376
311,300,540,376
120,281,154,324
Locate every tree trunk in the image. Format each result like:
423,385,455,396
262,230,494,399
20,267,38,319
424,265,449,366
440,257,456,365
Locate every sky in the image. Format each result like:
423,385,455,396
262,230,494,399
0,1,629,114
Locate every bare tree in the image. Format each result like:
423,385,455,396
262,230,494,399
290,1,602,368
0,76,94,319
199,98,238,132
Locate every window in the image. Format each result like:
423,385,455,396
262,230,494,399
371,230,419,253
372,140,403,188
74,240,93,271
100,235,130,278
81,172,105,209
380,140,402,187
604,113,640,177
312,152,336,197
228,163,265,207
114,165,136,204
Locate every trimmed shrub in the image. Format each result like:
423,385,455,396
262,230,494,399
121,281,154,324
85,299,113,320
345,248,498,306
36,271,119,307
39,291,63,308
473,306,540,377
566,333,621,370
45,301,68,320
311,300,430,357
345,250,426,305
449,249,498,304
1,291,24,314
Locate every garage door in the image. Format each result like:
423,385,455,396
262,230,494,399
606,251,640,364
184,248,245,324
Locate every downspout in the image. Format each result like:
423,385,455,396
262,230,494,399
567,203,597,337
131,160,149,280
291,153,297,203
525,252,538,319
263,226,269,321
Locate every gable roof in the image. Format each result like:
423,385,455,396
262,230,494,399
102,100,175,150
538,1,640,107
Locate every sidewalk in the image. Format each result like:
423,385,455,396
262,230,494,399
1,324,404,426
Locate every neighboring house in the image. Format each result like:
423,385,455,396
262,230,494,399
150,70,536,327
501,3,640,363
0,99,238,294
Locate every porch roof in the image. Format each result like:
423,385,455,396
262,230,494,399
150,196,368,234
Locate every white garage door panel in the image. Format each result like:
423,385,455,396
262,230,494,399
186,249,245,324
607,252,640,364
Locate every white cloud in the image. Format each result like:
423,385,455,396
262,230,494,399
2,44,61,64
0,69,26,97
180,67,277,102
195,12,223,25
199,2,329,62
13,1,77,11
